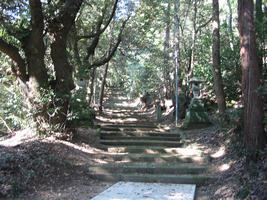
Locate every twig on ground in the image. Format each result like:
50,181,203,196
0,115,14,134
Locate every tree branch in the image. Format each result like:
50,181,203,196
29,0,44,34
83,7,107,61
0,115,14,134
49,0,84,34
77,0,118,40
0,38,28,82
196,17,213,33
90,18,128,68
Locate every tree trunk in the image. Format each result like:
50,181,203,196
23,0,50,131
238,0,266,159
255,0,264,76
50,33,75,129
226,0,234,50
212,0,226,115
174,0,180,124
163,0,172,98
88,67,97,106
0,0,84,134
48,0,83,130
187,0,197,80
99,63,109,112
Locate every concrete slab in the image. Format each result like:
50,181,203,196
91,182,196,200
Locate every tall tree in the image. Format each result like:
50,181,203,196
226,0,234,49
0,0,84,132
212,0,226,114
174,0,180,124
76,0,127,106
255,0,265,75
238,0,266,159
163,0,172,98
99,62,109,112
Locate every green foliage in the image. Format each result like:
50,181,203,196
227,108,244,130
236,184,250,199
69,89,95,127
0,55,27,132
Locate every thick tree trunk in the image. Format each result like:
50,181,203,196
0,0,83,134
99,63,109,112
23,0,50,131
50,34,75,128
238,0,266,158
48,0,83,130
212,0,226,115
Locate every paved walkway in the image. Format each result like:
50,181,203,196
91,182,196,200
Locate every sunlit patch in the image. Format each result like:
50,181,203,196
211,147,225,158
0,128,36,147
212,21,219,29
93,159,108,164
145,149,158,154
165,147,202,157
219,163,230,171
96,115,138,123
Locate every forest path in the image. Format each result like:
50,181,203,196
91,89,214,187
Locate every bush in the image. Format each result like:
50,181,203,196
68,90,95,127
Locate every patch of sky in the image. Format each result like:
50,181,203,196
116,0,140,19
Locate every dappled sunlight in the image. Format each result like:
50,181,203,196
0,128,36,147
114,101,134,107
116,96,129,100
219,163,231,172
164,147,203,157
96,115,138,123
104,109,137,113
214,185,237,199
211,147,226,158
46,137,105,155
92,159,109,164
186,143,207,152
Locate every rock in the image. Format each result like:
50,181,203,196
182,98,211,129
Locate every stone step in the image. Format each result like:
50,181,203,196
92,154,208,164
89,163,207,175
101,127,160,132
101,124,159,129
100,125,168,132
90,173,214,185
91,153,206,164
100,135,180,141
107,146,203,155
100,131,180,138
100,139,182,147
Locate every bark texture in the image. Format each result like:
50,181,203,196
212,0,226,114
0,0,84,132
163,0,172,98
99,63,109,112
238,0,266,157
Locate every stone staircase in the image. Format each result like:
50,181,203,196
89,123,213,186
89,89,214,186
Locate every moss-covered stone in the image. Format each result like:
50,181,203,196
182,98,211,129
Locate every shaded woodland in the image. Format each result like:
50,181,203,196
0,0,267,199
